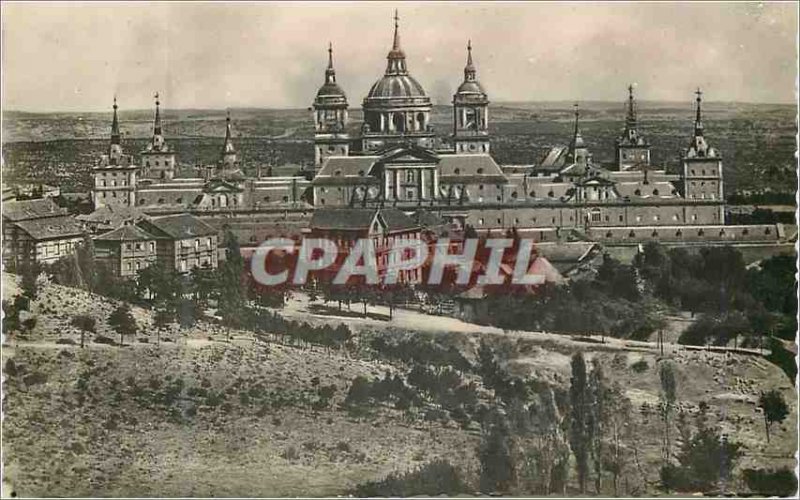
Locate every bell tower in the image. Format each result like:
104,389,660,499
452,41,490,154
140,93,176,180
615,84,651,170
312,43,350,172
682,88,724,216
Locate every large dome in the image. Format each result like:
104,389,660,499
366,74,427,99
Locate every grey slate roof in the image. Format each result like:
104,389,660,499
309,208,419,232
316,156,380,179
15,215,84,241
437,154,505,178
143,213,219,239
309,208,378,231
3,198,65,222
95,225,157,242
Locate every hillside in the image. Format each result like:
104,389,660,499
2,275,796,496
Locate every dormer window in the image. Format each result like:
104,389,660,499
477,168,484,174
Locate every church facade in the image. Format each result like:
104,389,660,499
91,13,729,243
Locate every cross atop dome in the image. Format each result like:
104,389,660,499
386,9,407,75
325,42,337,85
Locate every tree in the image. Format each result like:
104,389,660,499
757,390,789,443
588,359,610,493
569,352,591,494
152,306,175,345
108,303,137,346
603,382,638,496
479,408,516,494
659,362,677,463
661,404,743,492
71,314,96,348
19,260,42,300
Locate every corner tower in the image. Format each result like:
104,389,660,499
93,97,138,209
615,84,650,170
313,43,350,172
140,93,176,180
681,88,723,212
452,41,490,154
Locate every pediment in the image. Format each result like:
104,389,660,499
379,145,440,165
203,179,243,193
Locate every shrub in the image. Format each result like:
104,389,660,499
742,468,798,497
631,359,649,373
353,459,469,497
282,445,299,461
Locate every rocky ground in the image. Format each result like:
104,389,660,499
2,275,796,496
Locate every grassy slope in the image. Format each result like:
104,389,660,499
2,276,796,496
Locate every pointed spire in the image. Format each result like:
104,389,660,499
325,42,336,85
694,87,704,136
464,40,476,82
153,92,162,136
110,96,120,145
392,9,400,51
569,103,586,157
222,110,236,155
385,9,407,75
572,103,580,139
626,84,637,128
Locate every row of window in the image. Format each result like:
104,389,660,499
124,242,156,252
471,211,709,226
604,227,770,239
143,159,173,168
97,179,127,187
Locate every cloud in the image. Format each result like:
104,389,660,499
2,1,796,112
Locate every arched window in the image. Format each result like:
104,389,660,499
416,112,425,131
393,113,405,132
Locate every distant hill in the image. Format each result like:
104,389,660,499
1,102,796,196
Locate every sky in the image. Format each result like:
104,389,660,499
1,1,798,112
